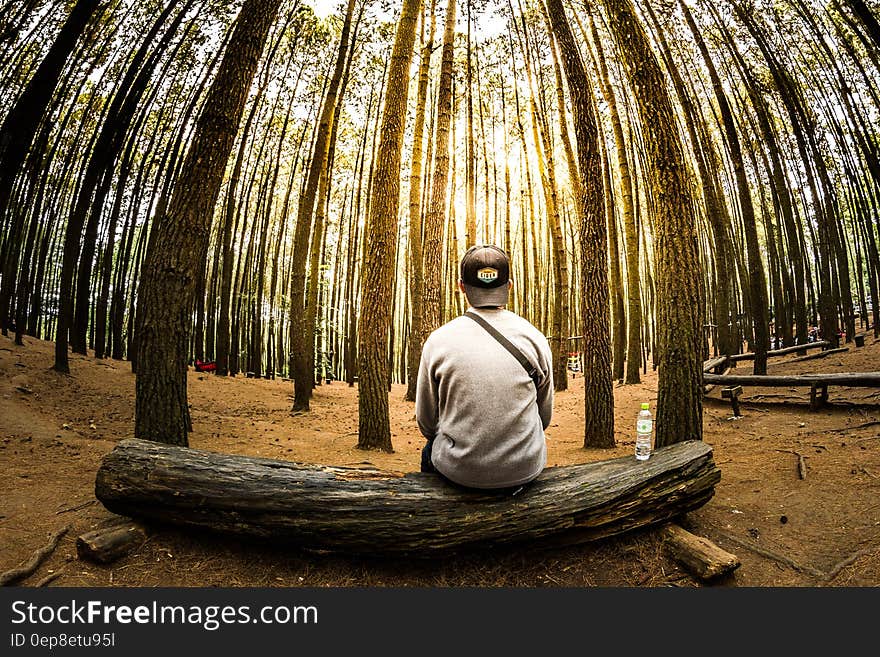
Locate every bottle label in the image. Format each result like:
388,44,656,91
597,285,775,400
637,420,652,433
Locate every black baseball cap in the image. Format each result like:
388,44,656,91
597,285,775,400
460,244,510,308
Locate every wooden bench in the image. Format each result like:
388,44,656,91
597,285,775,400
703,372,880,411
702,355,732,394
703,355,730,375
728,341,830,362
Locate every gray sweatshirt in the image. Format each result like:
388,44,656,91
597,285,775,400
415,307,554,489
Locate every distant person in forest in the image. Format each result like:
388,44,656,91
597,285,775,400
415,245,554,490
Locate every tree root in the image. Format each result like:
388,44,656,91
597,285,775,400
824,547,880,583
0,524,71,586
709,529,825,579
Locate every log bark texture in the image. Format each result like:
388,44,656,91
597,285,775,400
662,523,740,581
95,439,720,556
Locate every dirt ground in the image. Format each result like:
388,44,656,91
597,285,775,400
2,330,879,588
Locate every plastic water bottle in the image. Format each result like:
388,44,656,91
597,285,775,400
635,402,653,461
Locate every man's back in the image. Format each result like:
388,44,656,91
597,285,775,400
415,307,554,489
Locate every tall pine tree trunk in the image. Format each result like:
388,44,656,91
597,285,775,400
602,0,704,446
421,0,456,340
405,0,436,402
357,0,422,452
680,0,769,374
588,12,641,384
134,0,282,445
545,0,614,448
288,0,357,412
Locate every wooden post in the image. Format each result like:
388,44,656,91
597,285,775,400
721,385,743,417
810,383,828,411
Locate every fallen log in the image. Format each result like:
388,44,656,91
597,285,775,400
661,524,740,581
95,438,720,556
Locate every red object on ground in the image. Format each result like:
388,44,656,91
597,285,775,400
195,360,217,373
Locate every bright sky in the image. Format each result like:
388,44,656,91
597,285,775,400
304,0,337,18
303,0,507,40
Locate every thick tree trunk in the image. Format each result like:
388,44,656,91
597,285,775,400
642,2,736,358
545,0,613,448
356,0,422,452
134,0,283,446
601,0,704,447
96,438,720,555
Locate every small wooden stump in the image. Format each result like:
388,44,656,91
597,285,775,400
855,335,865,348
662,524,740,582
721,385,743,417
76,519,146,564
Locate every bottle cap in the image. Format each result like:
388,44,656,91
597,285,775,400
641,402,650,410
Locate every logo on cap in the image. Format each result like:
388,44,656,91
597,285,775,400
477,267,498,283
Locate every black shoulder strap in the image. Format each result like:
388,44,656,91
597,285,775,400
464,311,541,388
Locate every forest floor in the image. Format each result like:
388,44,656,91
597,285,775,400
2,330,880,588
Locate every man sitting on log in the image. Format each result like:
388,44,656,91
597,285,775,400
415,245,554,490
